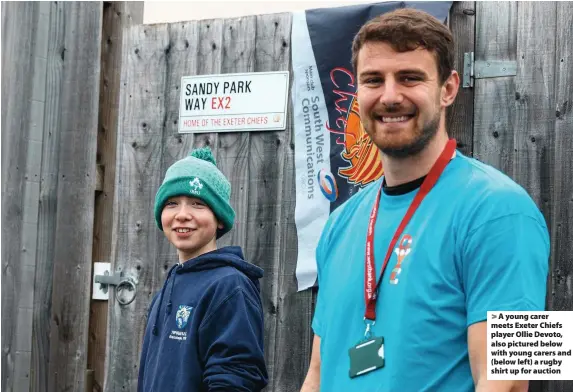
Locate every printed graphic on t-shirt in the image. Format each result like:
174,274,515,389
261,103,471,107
389,234,413,285
170,305,193,341
176,305,193,328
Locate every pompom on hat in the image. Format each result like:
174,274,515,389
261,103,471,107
154,147,235,238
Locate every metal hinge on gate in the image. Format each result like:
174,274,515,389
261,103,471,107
462,52,517,88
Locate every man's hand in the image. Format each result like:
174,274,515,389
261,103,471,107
300,335,321,392
469,321,529,392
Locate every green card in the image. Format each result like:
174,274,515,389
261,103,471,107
349,336,385,378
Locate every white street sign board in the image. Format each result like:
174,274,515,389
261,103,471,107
179,71,290,133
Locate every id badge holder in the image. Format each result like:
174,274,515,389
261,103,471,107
349,320,385,378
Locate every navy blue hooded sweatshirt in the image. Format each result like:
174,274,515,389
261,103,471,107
138,246,268,392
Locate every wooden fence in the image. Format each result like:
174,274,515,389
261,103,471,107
1,2,572,392
2,2,103,391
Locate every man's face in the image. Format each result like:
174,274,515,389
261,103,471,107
356,41,453,158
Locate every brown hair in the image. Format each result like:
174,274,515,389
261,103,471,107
351,8,454,84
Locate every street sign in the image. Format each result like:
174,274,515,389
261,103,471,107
179,71,290,133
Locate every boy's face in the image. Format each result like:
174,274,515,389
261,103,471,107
161,195,223,262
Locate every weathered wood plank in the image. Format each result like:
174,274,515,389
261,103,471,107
126,1,144,25
31,2,66,390
154,19,201,308
158,18,200,178
446,1,475,155
551,0,573,316
513,2,556,211
47,3,103,391
473,1,518,174
192,19,224,150
216,15,256,250
513,19,557,392
89,3,143,390
17,2,50,391
1,3,39,391
104,23,169,391
248,12,292,391
13,351,32,392
548,3,573,392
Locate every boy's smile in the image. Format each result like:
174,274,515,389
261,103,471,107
161,195,223,262
173,227,193,235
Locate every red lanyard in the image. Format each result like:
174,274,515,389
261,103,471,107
364,139,457,321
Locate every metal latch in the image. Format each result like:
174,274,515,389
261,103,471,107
94,271,122,286
93,262,137,305
463,52,517,88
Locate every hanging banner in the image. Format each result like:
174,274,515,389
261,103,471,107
292,1,453,291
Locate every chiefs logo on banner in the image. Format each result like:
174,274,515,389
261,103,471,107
338,99,383,187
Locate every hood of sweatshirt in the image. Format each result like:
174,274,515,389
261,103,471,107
177,246,263,280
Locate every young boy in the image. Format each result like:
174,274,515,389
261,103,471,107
138,147,268,392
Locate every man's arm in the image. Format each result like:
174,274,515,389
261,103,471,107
462,209,549,392
300,335,321,392
468,322,528,392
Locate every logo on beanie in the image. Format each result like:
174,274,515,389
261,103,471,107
189,177,203,195
175,305,193,329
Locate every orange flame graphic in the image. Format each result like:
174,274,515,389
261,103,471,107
338,98,383,186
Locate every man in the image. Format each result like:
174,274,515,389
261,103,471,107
301,8,549,392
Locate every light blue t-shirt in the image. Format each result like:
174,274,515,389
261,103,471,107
312,152,549,392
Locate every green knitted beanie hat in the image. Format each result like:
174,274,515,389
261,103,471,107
154,147,235,239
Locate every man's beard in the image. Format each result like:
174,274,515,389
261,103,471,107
365,107,441,159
